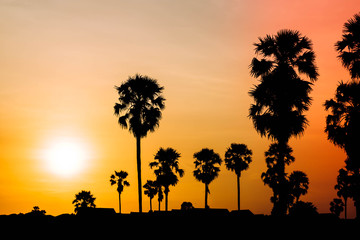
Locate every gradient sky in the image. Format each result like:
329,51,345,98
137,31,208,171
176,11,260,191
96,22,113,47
0,0,358,217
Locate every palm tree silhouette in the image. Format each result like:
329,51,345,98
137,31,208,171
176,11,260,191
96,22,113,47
326,13,360,218
335,168,352,219
72,190,96,214
193,148,222,209
335,12,360,79
261,143,295,214
289,170,309,203
143,180,158,212
110,170,130,213
249,29,318,215
224,143,253,211
330,198,344,218
150,147,184,211
114,74,165,213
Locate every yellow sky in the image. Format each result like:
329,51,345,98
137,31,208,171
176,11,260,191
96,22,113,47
0,0,358,217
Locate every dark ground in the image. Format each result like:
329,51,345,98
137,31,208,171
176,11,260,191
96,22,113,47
0,209,358,238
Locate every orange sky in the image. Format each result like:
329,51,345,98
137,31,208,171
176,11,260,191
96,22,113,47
0,0,358,217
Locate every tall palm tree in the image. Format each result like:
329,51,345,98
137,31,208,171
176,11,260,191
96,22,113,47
114,74,165,213
224,143,253,211
289,170,309,203
143,180,158,212
326,13,360,218
72,190,96,214
110,170,130,213
249,29,318,215
335,12,360,79
149,147,184,211
193,148,222,209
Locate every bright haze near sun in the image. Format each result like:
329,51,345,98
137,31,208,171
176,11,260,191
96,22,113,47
42,138,89,178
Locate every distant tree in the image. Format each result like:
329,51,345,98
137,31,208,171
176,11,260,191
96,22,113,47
193,148,222,209
289,171,309,204
143,180,158,212
288,201,318,217
114,74,165,213
150,147,184,211
335,168,351,219
249,29,318,215
28,206,46,216
181,202,194,211
330,198,344,218
72,190,96,214
110,170,130,213
224,143,253,211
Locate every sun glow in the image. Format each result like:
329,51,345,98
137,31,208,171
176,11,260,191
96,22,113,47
43,139,88,177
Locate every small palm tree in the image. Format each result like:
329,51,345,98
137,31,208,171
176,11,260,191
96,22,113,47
224,143,253,211
289,170,309,203
110,170,130,213
150,147,184,211
330,198,344,218
335,168,352,219
114,74,165,213
193,148,222,209
143,180,158,212
72,190,96,214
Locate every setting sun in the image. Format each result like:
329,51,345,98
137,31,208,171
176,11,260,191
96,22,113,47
43,139,88,177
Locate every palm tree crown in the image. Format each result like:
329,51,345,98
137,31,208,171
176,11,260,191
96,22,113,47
72,190,96,214
114,74,165,138
110,170,130,195
335,13,360,79
225,143,253,176
249,29,318,143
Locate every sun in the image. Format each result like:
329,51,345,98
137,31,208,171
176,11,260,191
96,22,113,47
43,139,88,177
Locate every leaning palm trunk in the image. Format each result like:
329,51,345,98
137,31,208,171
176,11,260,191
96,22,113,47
237,174,240,211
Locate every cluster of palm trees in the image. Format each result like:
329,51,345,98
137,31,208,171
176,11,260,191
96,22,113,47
327,13,360,219
72,12,360,218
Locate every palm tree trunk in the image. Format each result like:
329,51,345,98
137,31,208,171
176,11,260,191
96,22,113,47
205,183,208,209
165,192,168,211
277,140,288,216
237,174,240,211
150,197,152,212
344,197,347,219
136,135,142,213
118,193,121,214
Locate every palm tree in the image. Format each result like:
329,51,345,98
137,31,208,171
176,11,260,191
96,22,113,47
72,190,96,214
261,143,295,214
330,198,344,218
143,180,158,212
335,168,352,219
193,148,222,209
110,170,130,213
335,12,360,79
150,147,184,211
224,143,253,211
114,74,165,213
289,170,309,203
326,13,360,218
249,29,318,215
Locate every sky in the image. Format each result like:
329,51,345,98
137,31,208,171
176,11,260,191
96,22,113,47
0,0,358,217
